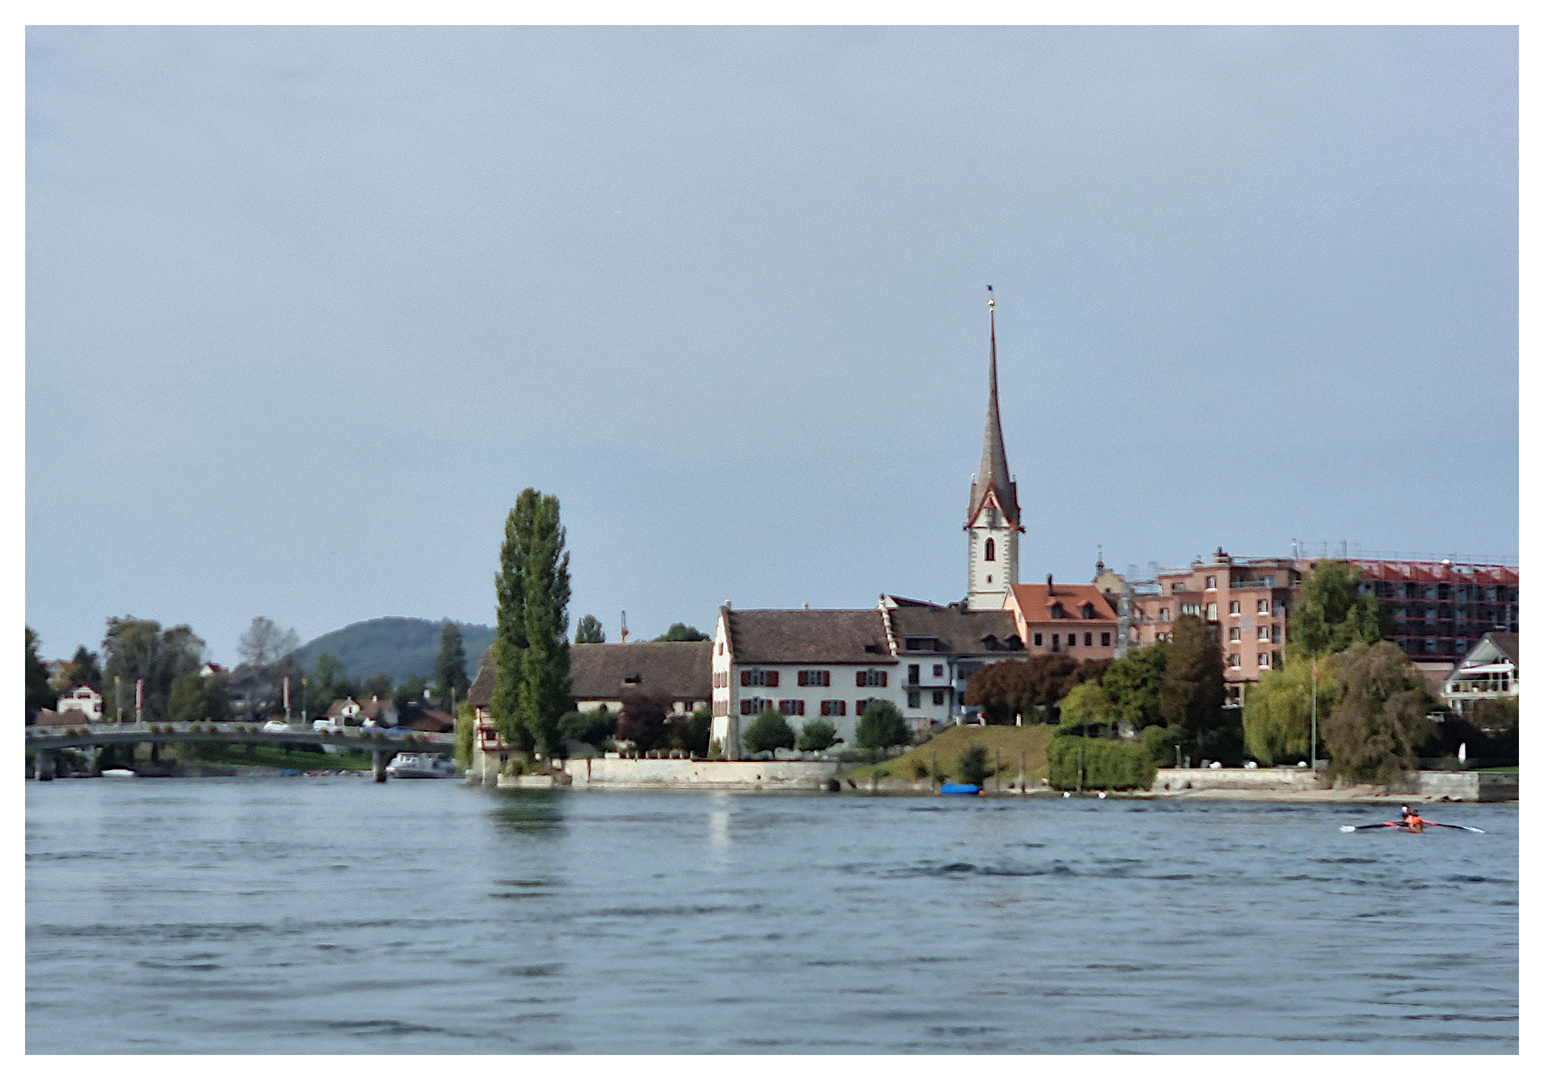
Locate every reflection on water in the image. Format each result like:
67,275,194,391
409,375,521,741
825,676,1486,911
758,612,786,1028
27,780,1517,1054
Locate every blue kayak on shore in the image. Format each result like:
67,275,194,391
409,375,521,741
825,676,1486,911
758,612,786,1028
938,783,980,795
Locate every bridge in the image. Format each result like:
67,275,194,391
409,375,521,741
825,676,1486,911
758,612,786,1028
24,721,457,782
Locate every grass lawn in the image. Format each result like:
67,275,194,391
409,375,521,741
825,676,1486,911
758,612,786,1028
840,723,1057,785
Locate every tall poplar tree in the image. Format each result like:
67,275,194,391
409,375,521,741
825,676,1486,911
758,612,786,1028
492,492,536,751
433,621,470,702
492,489,573,756
517,493,572,757
1158,614,1228,759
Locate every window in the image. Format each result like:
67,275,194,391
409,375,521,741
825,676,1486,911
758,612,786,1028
1159,607,1170,621
908,690,921,708
1206,603,1217,620
984,538,995,561
1033,632,1043,647
1229,627,1241,641
1051,633,1061,650
1084,632,1093,646
1258,653,1271,668
932,664,944,677
1101,632,1111,647
1229,601,1240,615
820,700,847,716
740,669,778,687
777,699,806,716
1258,626,1270,641
1228,654,1240,668
1272,625,1281,644
908,664,920,685
797,670,830,687
1206,576,1216,589
932,690,945,706
856,670,888,688
1181,603,1199,616
1257,600,1269,613
1172,583,1187,593
740,697,767,716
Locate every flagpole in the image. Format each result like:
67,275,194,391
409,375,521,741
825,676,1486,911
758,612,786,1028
1310,658,1318,771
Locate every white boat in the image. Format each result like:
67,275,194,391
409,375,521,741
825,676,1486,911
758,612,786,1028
101,769,136,778
384,752,458,779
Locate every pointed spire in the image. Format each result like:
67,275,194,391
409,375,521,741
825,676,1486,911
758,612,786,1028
968,286,1019,527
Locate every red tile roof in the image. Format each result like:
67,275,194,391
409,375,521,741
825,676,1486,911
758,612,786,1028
1008,583,1118,623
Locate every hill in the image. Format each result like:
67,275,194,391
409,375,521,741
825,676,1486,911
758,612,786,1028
841,724,1057,785
290,617,495,686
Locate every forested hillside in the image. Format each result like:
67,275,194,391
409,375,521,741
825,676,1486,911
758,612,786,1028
289,617,494,685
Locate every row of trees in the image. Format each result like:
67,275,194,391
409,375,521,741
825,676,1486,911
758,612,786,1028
739,700,910,757
573,615,708,645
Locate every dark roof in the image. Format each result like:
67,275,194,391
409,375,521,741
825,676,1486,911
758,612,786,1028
571,641,712,702
885,603,1021,654
726,608,894,664
467,649,496,707
1483,631,1519,666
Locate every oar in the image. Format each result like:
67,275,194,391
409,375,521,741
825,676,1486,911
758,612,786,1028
1339,821,1486,834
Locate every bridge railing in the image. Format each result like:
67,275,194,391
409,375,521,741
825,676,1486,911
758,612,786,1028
24,720,455,746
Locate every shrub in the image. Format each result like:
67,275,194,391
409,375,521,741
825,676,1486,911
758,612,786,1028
855,700,909,751
742,708,796,754
797,719,838,752
615,699,668,753
1047,736,1156,791
686,707,713,756
1140,724,1186,766
911,758,931,780
956,745,993,787
560,706,616,750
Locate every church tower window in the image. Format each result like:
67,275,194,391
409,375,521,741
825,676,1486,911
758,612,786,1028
984,538,995,562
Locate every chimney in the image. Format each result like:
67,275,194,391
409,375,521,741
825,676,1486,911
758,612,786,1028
1046,573,1054,594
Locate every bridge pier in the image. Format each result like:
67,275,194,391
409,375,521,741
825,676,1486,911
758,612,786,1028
372,750,388,783
35,749,55,781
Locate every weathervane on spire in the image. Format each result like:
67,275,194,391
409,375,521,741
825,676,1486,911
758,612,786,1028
987,283,994,309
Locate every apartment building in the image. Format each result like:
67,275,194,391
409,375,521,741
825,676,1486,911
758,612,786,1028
1334,559,1519,666
1128,550,1300,705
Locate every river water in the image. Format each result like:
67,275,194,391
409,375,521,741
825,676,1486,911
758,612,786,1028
26,778,1517,1054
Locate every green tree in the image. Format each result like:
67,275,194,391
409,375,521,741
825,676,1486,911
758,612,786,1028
1100,641,1168,730
655,623,708,642
455,699,476,767
1057,680,1113,735
1158,615,1229,759
311,653,357,708
433,622,470,702
796,718,838,752
855,700,910,751
1289,560,1390,659
101,617,206,722
956,744,993,786
168,671,230,722
741,707,796,754
70,645,103,690
964,655,1108,724
686,706,713,756
1322,641,1435,783
1241,657,1339,765
574,614,606,644
493,488,573,757
25,627,53,718
360,674,394,699
560,706,616,750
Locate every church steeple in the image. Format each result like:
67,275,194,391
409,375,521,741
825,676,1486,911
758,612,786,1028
965,287,1023,611
967,288,1020,528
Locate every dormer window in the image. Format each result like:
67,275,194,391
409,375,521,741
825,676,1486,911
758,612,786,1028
1080,603,1096,620
1050,602,1066,619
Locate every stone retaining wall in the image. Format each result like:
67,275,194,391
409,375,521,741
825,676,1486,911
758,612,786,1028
559,757,841,790
1152,767,1326,793
1393,771,1519,802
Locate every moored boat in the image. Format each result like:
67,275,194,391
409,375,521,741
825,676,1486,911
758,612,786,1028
384,752,458,779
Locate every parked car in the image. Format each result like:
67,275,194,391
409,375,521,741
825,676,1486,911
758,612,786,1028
262,719,290,733
312,718,343,734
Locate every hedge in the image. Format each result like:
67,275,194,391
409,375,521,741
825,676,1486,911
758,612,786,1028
1047,736,1156,791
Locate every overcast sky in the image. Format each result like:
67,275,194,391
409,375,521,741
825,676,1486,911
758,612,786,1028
25,26,1518,665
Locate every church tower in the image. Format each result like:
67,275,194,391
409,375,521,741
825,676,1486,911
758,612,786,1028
965,290,1023,611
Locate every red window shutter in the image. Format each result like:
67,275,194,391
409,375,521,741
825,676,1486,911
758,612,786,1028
797,671,806,687
767,671,779,688
840,701,847,716
879,672,887,687
740,671,750,687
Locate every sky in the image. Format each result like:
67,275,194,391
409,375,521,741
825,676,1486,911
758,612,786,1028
24,25,1519,666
